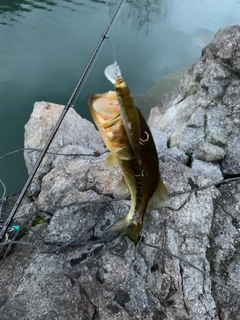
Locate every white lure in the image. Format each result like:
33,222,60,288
104,61,122,85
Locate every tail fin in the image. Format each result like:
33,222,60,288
125,223,142,243
103,217,142,244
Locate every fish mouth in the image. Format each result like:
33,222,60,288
87,92,121,127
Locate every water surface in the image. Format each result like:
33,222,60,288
1,0,240,194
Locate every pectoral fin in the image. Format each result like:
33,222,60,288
148,178,168,210
104,152,117,168
113,177,130,199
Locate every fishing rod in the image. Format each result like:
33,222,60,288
0,0,125,243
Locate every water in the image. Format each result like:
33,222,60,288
1,0,240,195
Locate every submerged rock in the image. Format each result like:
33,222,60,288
1,25,240,320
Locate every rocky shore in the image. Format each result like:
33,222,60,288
0,25,240,320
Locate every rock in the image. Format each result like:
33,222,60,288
148,25,240,174
194,141,225,162
208,181,240,320
24,101,105,196
191,159,223,185
2,111,221,319
37,158,121,211
150,128,168,157
147,26,240,319
160,146,189,165
0,159,218,320
1,25,240,320
151,129,188,165
0,225,97,320
221,133,240,175
1,193,38,238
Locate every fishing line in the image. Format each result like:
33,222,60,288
168,176,240,197
0,241,41,251
70,45,102,107
0,148,26,160
2,204,240,298
3,237,240,298
0,179,6,201
67,5,124,108
0,0,125,243
0,209,48,260
1,144,239,193
2,148,240,191
45,200,112,254
70,46,104,108
111,42,118,64
0,146,240,192
0,147,107,160
141,241,240,297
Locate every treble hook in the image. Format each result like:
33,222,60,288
139,131,149,145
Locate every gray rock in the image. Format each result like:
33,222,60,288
0,225,96,320
148,25,240,174
178,126,205,154
1,136,220,320
221,132,240,175
191,159,223,185
187,107,205,128
205,103,232,146
150,128,168,157
194,141,225,162
24,101,104,196
38,158,121,211
208,181,240,320
160,146,189,165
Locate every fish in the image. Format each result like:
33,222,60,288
87,62,168,243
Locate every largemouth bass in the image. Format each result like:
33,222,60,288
87,62,168,243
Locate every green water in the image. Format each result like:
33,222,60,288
1,0,240,195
